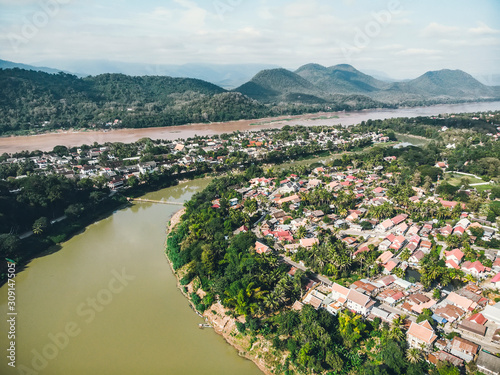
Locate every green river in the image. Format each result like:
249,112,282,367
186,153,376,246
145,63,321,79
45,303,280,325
0,178,262,375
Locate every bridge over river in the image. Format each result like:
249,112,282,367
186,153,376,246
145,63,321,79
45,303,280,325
127,197,184,206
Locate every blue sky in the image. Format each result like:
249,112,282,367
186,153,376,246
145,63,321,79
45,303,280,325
0,0,499,80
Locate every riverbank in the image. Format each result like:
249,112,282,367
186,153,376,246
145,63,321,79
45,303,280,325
165,209,276,375
2,100,499,154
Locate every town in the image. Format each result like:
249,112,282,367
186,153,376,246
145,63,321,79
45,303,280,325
2,112,500,374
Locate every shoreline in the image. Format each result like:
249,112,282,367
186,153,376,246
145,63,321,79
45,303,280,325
164,207,273,375
2,100,499,154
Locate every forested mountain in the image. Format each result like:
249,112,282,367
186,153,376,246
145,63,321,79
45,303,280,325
295,63,390,94
0,63,499,135
236,64,500,104
0,68,235,134
0,68,388,134
397,69,499,97
0,59,67,75
235,68,325,102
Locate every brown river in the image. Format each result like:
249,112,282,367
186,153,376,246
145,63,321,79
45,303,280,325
1,101,500,154
0,178,262,375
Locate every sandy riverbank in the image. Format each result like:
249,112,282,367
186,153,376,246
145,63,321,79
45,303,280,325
164,208,274,375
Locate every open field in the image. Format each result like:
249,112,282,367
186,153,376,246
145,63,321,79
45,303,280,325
444,174,485,186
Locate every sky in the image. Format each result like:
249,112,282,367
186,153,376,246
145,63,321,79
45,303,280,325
0,0,499,81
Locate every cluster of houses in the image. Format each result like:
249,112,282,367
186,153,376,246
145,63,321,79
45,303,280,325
293,274,500,371
247,166,499,283
3,127,393,190
229,165,500,371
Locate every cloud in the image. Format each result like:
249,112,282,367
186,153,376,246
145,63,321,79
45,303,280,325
469,22,500,35
420,22,460,37
395,48,440,56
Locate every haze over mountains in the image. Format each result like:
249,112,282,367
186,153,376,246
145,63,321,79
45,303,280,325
0,58,499,135
0,59,279,89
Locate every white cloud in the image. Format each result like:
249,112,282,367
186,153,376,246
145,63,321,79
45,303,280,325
395,48,440,56
469,22,500,35
420,22,460,37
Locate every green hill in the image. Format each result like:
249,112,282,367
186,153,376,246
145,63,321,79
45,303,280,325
239,65,500,104
0,68,233,134
234,68,325,103
295,63,390,94
399,69,498,98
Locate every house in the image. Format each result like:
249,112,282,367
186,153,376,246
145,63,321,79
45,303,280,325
303,290,326,310
450,337,479,362
391,214,408,225
440,224,453,236
299,238,319,248
445,292,477,312
394,222,408,235
329,283,350,302
409,250,425,265
476,350,500,375
383,258,400,274
377,219,394,232
107,178,124,190
445,248,464,264
469,313,488,325
433,305,464,323
428,351,464,369
378,239,392,251
389,235,406,251
376,251,394,264
482,302,500,325
458,320,487,337
255,241,271,254
345,289,375,315
462,260,491,279
489,273,500,289
233,225,248,235
407,320,437,351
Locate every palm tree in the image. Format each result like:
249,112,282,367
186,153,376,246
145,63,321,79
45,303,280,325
263,293,280,313
391,314,407,330
388,327,405,342
296,225,307,239
406,348,423,363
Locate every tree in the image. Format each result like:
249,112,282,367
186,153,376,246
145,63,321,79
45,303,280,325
326,351,344,371
32,216,49,235
433,288,441,300
296,226,307,239
127,175,139,188
338,310,366,347
65,203,84,218
436,361,460,375
379,340,406,374
406,348,423,364
0,234,19,258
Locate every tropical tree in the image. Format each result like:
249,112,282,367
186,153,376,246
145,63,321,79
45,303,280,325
32,216,49,235
296,225,307,239
406,348,423,364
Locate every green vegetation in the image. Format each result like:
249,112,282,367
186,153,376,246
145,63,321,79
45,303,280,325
166,172,432,374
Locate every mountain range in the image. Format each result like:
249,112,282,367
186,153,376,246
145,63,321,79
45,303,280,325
236,63,500,104
2,59,279,89
0,59,499,135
